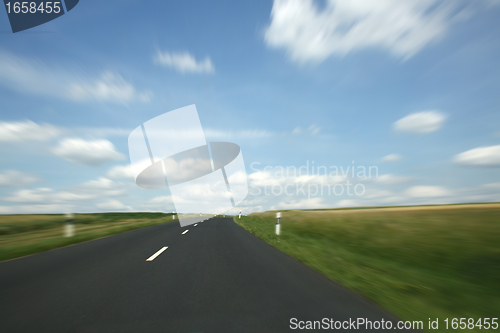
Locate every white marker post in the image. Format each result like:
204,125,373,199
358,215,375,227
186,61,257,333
276,212,281,235
64,212,74,237
172,211,175,219
239,210,241,219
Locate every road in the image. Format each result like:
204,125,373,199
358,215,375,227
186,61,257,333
0,217,412,332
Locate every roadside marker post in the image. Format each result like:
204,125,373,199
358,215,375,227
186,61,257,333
239,210,241,219
64,212,75,237
276,212,281,235
172,211,175,219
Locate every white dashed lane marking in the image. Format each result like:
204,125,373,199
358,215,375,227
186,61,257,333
182,230,189,235
146,247,168,261
194,224,198,227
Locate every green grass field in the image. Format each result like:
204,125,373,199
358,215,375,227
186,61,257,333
0,212,175,262
235,204,500,332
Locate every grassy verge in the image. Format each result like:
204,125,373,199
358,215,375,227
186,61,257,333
0,213,175,262
234,204,500,333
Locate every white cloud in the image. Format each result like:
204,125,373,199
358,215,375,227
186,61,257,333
248,169,346,188
154,51,215,74
270,197,326,210
482,182,500,190
0,120,62,142
344,181,500,208
374,174,412,185
290,126,320,135
51,138,125,166
0,181,132,212
72,177,128,198
337,185,452,207
106,164,135,180
264,0,462,63
394,111,446,133
0,50,150,103
150,196,174,205
236,129,274,138
67,72,151,103
361,188,398,200
162,156,213,185
0,204,73,214
96,199,132,211
454,145,500,167
204,128,275,140
0,170,41,187
1,176,128,208
337,199,359,207
135,195,175,213
4,188,95,204
0,120,134,144
248,168,410,189
85,176,119,189
77,127,132,137
381,154,402,162
168,181,231,203
241,175,498,212
405,185,451,198
308,125,321,135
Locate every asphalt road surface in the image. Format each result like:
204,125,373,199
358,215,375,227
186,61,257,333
0,217,413,332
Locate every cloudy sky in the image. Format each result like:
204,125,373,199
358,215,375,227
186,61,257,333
0,0,499,214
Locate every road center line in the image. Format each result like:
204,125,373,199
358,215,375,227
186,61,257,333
146,246,168,261
182,230,189,235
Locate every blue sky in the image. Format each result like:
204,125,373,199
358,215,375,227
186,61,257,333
0,0,499,214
